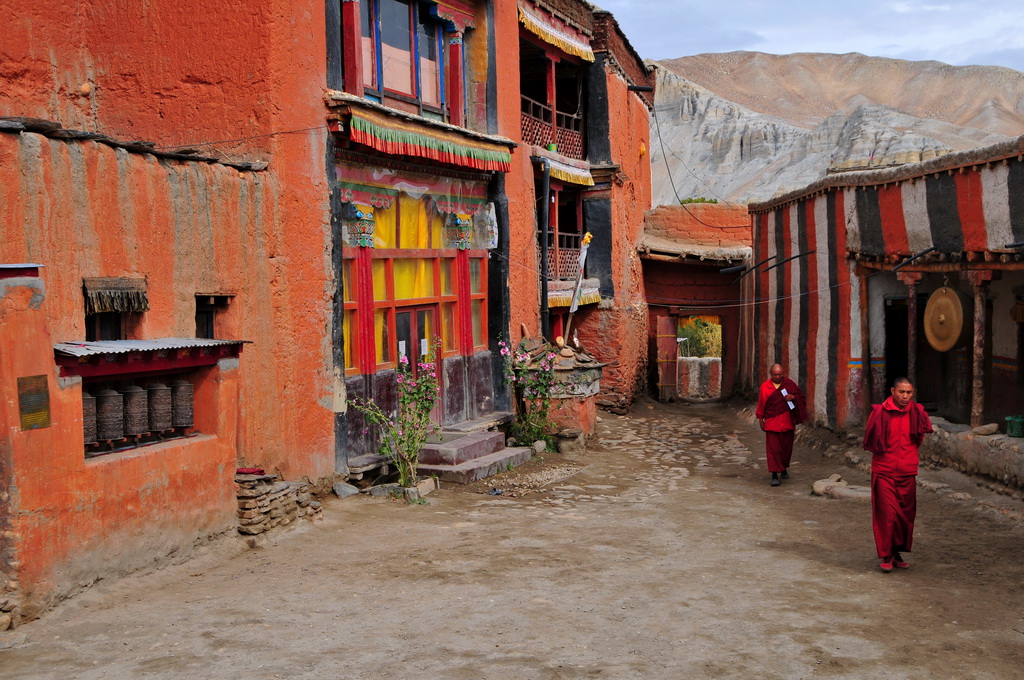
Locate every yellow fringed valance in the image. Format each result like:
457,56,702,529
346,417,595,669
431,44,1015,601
518,4,595,62
547,157,595,186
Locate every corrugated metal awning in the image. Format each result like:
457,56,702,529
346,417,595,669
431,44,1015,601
55,337,247,358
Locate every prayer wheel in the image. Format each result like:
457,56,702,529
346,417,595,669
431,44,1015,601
147,383,172,431
923,287,969,352
82,390,97,446
171,379,194,428
95,389,124,441
122,385,149,436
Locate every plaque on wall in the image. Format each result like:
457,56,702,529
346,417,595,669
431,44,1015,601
18,375,51,430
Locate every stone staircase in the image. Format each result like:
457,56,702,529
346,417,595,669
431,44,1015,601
417,430,532,484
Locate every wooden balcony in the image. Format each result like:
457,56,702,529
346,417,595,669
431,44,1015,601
521,95,585,160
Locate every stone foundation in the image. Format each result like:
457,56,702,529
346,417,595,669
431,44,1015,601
235,473,323,537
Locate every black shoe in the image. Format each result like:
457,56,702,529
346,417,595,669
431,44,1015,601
781,470,789,480
770,475,781,487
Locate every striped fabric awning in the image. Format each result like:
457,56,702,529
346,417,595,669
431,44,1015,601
518,3,594,62
545,156,594,186
345,108,512,173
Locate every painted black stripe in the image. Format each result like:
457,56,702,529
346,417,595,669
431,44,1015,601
327,132,348,473
826,192,839,429
1007,160,1024,243
856,187,885,256
925,173,964,252
773,209,785,366
797,203,809,391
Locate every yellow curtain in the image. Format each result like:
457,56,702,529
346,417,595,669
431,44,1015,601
399,194,429,249
394,259,433,299
374,309,390,363
374,204,397,248
343,309,358,369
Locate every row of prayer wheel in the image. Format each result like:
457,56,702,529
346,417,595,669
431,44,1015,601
82,380,194,445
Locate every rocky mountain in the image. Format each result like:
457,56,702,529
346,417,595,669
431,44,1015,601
650,52,1024,205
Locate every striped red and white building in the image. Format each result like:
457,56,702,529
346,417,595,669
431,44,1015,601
744,135,1024,429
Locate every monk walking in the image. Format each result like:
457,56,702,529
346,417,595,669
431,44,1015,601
862,377,933,572
755,363,807,487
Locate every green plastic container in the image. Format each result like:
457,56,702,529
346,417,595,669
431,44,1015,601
1006,415,1024,437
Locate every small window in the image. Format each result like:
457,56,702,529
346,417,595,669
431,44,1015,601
195,294,233,339
86,312,125,341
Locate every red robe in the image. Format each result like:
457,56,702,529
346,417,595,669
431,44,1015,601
863,397,933,558
756,378,807,472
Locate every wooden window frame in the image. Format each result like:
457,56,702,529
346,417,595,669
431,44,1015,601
354,0,448,116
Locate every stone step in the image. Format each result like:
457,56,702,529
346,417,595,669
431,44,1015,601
418,447,533,484
419,430,505,466
444,411,514,433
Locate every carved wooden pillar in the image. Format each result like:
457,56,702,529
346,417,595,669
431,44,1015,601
447,31,465,128
546,54,559,146
964,270,995,427
341,0,364,97
898,271,924,387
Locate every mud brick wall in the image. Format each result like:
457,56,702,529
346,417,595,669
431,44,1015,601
235,474,322,536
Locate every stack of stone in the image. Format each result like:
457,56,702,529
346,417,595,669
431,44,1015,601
0,594,18,631
234,473,322,536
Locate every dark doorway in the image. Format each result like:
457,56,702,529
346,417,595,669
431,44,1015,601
883,297,908,390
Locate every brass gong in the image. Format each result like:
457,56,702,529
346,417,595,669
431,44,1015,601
923,287,965,352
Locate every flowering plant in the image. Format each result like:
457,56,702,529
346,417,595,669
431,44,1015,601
499,339,557,449
351,342,441,488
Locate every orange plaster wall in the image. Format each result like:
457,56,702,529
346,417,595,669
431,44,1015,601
575,71,653,408
0,0,336,482
0,132,335,482
0,278,239,617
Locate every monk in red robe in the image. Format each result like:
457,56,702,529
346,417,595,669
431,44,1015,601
756,364,807,487
862,377,933,572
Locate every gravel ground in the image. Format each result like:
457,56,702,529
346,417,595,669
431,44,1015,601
2,399,1023,679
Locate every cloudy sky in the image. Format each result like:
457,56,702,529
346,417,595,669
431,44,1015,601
601,0,1024,72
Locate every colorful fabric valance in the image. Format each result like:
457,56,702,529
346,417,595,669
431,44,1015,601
347,108,512,172
547,157,595,186
336,162,490,215
518,3,594,62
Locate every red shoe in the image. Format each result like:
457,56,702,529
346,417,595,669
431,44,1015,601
892,553,910,569
879,556,894,572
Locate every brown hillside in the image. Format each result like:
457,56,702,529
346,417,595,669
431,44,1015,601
659,51,1024,136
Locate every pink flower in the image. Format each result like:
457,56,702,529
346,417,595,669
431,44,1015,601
399,355,409,364
397,376,404,384
547,352,556,360
500,346,510,356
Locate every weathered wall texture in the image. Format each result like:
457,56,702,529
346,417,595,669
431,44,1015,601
0,271,239,621
577,68,652,410
0,129,335,619
0,132,335,480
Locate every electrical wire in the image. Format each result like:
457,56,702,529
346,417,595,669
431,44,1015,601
651,102,749,230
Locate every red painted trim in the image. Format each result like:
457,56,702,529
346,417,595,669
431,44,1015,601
57,346,240,378
0,266,41,279
780,207,792,371
804,201,818,413
447,36,464,128
877,184,910,255
757,213,770,381
357,247,377,372
340,0,365,97
456,249,473,353
834,192,852,427
955,170,988,252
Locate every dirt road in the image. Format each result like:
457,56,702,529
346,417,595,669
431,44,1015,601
3,400,1024,679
